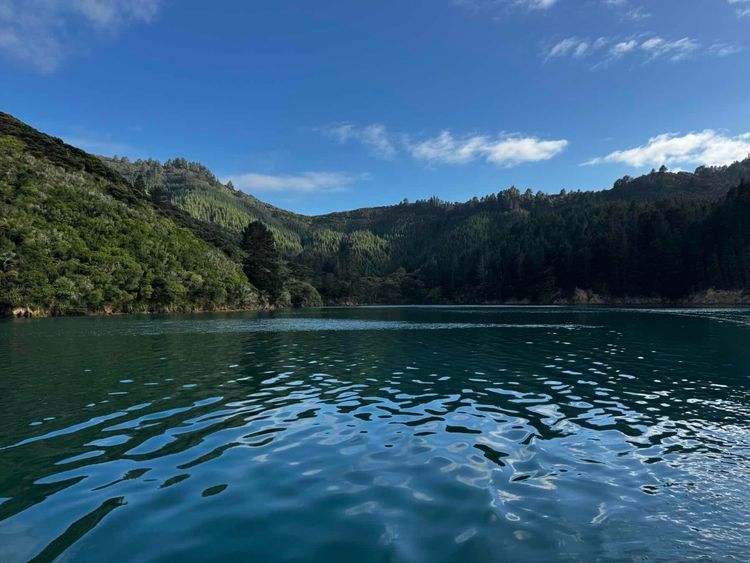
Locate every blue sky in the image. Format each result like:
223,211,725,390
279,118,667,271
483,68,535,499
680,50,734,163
1,0,750,214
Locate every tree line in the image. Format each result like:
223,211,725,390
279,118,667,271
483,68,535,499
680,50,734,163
2,111,749,316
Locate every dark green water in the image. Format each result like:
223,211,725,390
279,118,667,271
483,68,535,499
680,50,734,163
1,307,750,562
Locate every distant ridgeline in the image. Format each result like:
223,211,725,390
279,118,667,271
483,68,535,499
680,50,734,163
1,111,749,316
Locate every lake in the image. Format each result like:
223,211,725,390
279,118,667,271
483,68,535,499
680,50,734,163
1,306,749,561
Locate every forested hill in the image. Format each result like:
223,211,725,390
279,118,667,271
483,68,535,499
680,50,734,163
104,156,311,256
100,148,750,306
311,160,750,231
0,112,262,316
2,112,749,315
603,161,750,202
301,182,750,304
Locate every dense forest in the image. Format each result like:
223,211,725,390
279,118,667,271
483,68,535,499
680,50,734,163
0,115,263,316
1,112,749,316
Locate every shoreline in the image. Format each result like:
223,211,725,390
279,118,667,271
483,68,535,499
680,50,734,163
1,304,276,319
4,289,749,319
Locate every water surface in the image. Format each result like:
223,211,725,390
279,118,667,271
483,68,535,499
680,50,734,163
1,307,749,561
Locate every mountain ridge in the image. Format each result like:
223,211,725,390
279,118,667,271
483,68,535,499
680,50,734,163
105,152,750,221
2,111,749,315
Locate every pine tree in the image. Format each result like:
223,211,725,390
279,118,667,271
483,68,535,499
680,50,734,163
241,221,282,299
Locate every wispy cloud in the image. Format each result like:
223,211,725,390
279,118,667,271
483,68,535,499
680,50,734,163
407,131,568,167
609,39,639,59
709,43,745,57
639,37,698,62
546,37,609,60
223,171,367,194
0,0,162,72
452,0,558,15
584,131,750,168
728,0,750,17
545,35,738,66
603,0,651,20
623,6,651,20
317,123,568,167
519,0,558,9
319,123,396,158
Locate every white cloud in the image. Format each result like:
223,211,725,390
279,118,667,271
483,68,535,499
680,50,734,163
728,0,750,17
610,39,639,58
549,37,609,60
624,6,651,20
408,131,568,167
0,0,161,72
585,131,750,168
709,43,745,57
71,0,160,26
318,123,568,167
452,0,558,13
545,34,738,66
321,123,396,158
524,0,558,9
547,37,592,59
603,0,651,20
639,37,698,62
223,171,366,194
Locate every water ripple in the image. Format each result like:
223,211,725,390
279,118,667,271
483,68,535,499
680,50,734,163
1,307,749,561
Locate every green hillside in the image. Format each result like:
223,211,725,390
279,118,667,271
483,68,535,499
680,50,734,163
0,113,259,316
104,156,310,256
2,112,749,316
604,162,750,202
305,172,750,303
